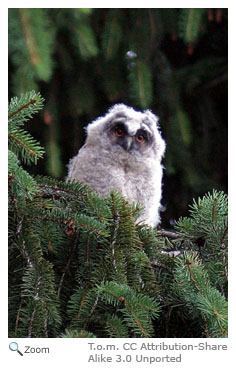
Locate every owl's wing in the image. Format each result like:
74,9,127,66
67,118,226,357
67,144,88,180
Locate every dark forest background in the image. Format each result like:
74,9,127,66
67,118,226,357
8,8,228,228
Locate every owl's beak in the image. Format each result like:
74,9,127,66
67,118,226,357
122,136,133,151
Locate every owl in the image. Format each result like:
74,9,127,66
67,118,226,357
67,104,166,227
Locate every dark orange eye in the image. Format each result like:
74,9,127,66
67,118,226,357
136,134,145,143
115,127,125,137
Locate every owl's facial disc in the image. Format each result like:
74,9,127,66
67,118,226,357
119,129,149,152
107,120,151,152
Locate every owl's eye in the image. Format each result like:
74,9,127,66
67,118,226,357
115,127,125,137
136,134,145,143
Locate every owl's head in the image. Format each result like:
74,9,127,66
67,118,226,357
85,104,165,160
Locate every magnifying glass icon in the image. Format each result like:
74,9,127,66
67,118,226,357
9,342,23,356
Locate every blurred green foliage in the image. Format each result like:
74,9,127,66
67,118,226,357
8,8,228,227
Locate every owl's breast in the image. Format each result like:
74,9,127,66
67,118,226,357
68,144,160,206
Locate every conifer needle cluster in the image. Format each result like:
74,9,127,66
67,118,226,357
8,91,228,338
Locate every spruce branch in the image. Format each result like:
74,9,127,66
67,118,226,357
156,229,185,239
57,238,78,299
128,60,153,108
105,314,129,338
8,98,37,120
110,203,120,281
14,9,55,81
36,176,88,199
8,130,44,165
9,132,38,157
61,329,97,338
98,281,160,338
178,8,206,44
22,207,109,238
102,9,122,60
19,8,41,69
173,252,228,337
14,296,24,335
8,90,44,126
8,151,38,203
8,91,45,165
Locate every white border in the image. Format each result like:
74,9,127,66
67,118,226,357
4,3,234,369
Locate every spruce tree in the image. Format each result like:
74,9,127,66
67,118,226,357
8,8,228,225
8,91,228,338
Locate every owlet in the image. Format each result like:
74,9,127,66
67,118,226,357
67,104,166,227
